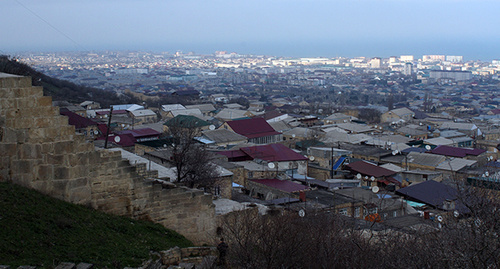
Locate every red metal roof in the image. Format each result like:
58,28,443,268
60,108,98,129
227,118,280,139
429,145,486,158
346,160,396,177
217,149,248,159
240,144,308,162
250,178,309,193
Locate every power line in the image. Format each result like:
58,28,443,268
13,0,89,52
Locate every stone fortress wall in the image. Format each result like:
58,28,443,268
0,73,215,244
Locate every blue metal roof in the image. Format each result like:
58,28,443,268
332,157,346,170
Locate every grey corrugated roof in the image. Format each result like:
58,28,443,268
407,152,446,168
202,129,247,143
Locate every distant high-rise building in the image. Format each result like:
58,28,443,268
400,55,414,62
429,70,472,82
422,55,445,62
389,56,397,63
445,55,464,63
403,62,413,76
370,57,381,68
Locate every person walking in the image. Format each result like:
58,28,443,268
217,237,228,267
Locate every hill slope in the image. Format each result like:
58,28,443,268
0,182,193,268
0,55,140,107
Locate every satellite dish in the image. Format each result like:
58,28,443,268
209,125,216,130
298,209,306,218
372,186,379,193
365,176,369,180
292,134,296,138
370,176,375,181
356,173,362,179
485,171,489,177
94,130,99,135
121,124,125,127
163,144,167,148
309,156,315,161
114,136,121,143
425,145,431,150
437,216,443,222
453,210,459,218
268,162,275,169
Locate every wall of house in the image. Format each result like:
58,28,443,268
0,75,216,244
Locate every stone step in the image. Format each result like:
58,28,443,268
0,76,32,88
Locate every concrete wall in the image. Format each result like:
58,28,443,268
0,74,216,244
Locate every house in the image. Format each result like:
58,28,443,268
396,180,469,214
112,104,144,111
248,101,266,112
323,113,355,124
223,103,245,110
262,110,289,123
335,188,413,220
248,178,309,200
397,124,429,140
428,145,486,161
215,108,254,121
340,143,393,163
163,115,211,134
162,104,186,112
165,108,203,119
161,104,186,118
218,143,308,175
399,152,446,171
79,101,101,110
185,104,216,117
60,108,100,139
304,189,366,218
201,129,248,148
282,127,322,147
439,122,481,137
335,122,376,134
53,101,86,117
345,160,399,188
129,109,157,126
221,118,282,144
381,107,415,123
114,128,161,145
211,93,229,103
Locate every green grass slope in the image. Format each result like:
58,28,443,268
0,182,193,268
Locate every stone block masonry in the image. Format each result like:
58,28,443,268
0,73,215,244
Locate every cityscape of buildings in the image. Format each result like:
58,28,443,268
2,48,500,266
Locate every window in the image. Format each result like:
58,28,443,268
248,172,253,178
339,208,348,216
354,207,360,218
393,211,397,217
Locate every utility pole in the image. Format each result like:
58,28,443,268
104,107,113,149
331,146,334,178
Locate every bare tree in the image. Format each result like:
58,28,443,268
218,182,500,269
165,117,219,189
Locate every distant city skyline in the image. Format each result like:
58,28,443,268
2,0,500,60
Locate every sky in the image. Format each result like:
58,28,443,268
1,0,500,60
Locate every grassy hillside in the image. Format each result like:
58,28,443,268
0,182,193,268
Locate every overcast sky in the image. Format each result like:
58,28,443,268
2,0,499,60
